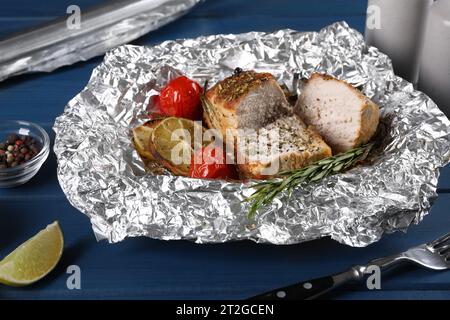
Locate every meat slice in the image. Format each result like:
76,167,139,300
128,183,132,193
295,73,380,154
204,70,332,179
236,115,332,179
204,70,291,139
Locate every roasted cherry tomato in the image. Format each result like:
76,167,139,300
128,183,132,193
189,146,237,180
159,76,203,120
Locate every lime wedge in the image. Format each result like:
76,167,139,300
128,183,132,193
0,221,64,286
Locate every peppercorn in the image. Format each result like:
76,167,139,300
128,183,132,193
6,134,18,144
0,133,41,169
234,67,243,75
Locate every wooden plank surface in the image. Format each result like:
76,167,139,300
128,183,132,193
0,0,449,300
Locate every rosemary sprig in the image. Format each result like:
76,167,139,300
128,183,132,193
244,142,376,219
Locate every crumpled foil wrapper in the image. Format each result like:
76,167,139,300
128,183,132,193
0,0,202,82
53,22,450,247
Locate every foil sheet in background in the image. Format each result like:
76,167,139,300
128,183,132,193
53,22,450,247
0,0,202,82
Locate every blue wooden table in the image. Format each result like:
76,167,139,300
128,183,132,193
1,0,449,300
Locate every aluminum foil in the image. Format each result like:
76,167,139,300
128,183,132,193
0,0,202,82
53,22,450,247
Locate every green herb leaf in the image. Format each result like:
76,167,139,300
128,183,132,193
244,142,375,219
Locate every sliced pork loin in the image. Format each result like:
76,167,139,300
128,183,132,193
204,70,292,139
204,70,331,179
237,115,332,179
295,73,380,154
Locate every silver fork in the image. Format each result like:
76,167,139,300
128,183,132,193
250,232,450,300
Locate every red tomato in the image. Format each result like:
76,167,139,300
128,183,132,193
189,146,237,180
159,76,203,120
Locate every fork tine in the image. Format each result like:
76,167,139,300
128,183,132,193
429,232,450,248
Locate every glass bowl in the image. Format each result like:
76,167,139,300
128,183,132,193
0,120,50,188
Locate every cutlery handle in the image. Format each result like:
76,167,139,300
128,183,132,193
249,268,359,300
249,275,336,300
249,255,408,300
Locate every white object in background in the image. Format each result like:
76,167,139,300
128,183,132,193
0,0,203,82
419,0,450,116
365,0,433,84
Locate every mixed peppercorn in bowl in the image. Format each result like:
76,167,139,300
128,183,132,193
0,120,49,188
